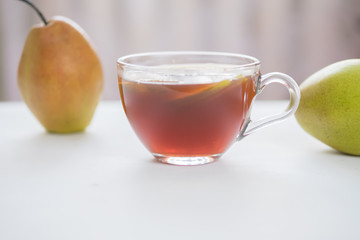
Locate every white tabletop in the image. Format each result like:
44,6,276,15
1,101,360,240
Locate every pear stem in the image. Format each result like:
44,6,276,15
17,0,48,26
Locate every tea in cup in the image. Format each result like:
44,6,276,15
117,52,300,165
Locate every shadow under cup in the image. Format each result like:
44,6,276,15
117,52,300,166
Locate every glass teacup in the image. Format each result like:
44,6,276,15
117,52,300,165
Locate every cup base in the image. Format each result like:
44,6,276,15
153,153,222,166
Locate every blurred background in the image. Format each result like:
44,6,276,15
1,0,360,101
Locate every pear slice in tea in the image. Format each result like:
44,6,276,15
169,75,251,105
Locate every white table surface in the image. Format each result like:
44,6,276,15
1,101,360,240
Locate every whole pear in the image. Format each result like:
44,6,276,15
295,59,360,155
18,0,103,133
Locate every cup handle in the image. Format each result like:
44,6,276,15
238,72,301,140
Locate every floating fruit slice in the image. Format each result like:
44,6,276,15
166,79,230,101
169,75,246,105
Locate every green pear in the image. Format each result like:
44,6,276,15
295,59,360,155
17,0,103,133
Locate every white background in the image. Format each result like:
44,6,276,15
1,0,360,100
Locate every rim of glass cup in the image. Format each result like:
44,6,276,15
117,51,261,74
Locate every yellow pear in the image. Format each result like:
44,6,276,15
17,0,103,133
295,59,360,155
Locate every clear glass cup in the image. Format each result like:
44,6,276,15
117,51,300,166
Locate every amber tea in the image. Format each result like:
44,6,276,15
119,64,257,163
